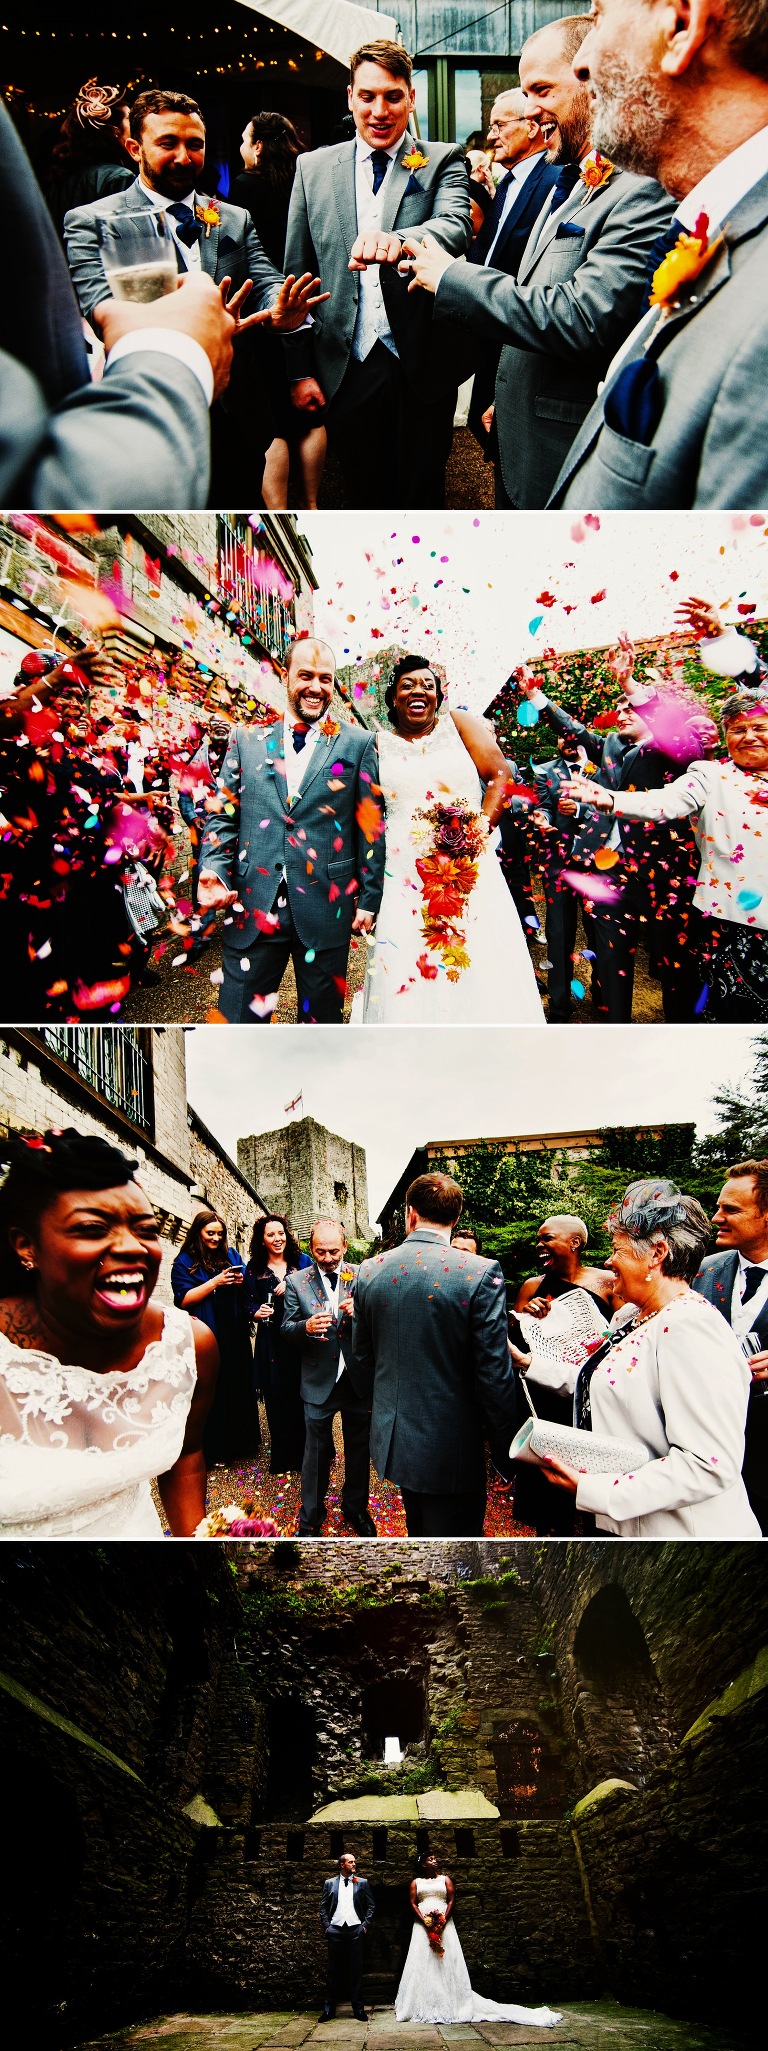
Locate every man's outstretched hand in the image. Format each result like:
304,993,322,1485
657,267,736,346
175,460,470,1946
96,272,236,399
401,233,457,294
290,376,326,413
196,870,238,913
349,230,405,270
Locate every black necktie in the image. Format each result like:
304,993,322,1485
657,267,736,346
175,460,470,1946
640,217,684,312
167,202,203,248
370,149,390,194
292,722,310,754
549,162,581,213
742,1265,766,1305
325,1270,339,1288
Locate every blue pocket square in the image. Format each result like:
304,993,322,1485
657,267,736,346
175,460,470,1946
404,174,423,197
604,358,663,446
555,220,585,238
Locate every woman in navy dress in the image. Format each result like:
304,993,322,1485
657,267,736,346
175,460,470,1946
171,1208,257,1467
247,1213,310,1473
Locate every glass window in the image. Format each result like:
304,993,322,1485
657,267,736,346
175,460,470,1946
454,67,482,147
412,67,430,138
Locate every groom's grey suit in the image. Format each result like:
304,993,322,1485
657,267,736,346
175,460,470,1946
351,1230,517,1535
283,1261,372,1534
197,716,385,1022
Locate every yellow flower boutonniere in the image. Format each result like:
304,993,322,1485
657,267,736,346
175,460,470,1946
319,715,340,739
196,200,220,239
341,1266,354,1285
402,147,429,172
580,151,616,196
649,211,723,310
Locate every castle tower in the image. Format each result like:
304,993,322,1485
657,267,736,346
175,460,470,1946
237,1114,371,1244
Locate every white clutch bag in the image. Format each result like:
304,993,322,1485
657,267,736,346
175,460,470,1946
509,1415,650,1474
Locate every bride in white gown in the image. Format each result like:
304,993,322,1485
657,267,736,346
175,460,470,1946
395,1856,562,2027
361,656,544,1024
0,1127,218,1537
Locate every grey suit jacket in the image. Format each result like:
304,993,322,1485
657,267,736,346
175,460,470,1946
283,133,471,403
64,175,282,325
0,96,210,508
551,172,768,508
282,1261,359,1406
352,1229,516,1495
197,717,385,950
433,167,673,507
694,1252,768,1350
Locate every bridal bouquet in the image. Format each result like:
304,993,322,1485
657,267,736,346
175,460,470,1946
194,1501,280,1538
412,801,489,982
423,1912,446,1956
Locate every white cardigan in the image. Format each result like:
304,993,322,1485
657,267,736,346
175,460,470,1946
575,1291,760,1537
611,758,768,930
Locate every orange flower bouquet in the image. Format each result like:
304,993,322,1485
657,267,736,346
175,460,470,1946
412,801,489,982
423,1912,446,1956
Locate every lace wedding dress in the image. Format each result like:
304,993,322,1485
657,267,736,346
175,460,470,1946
0,1305,197,1537
361,716,545,1023
395,1877,563,2026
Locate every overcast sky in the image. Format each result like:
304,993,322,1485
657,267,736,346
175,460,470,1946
185,1026,760,1219
297,510,768,714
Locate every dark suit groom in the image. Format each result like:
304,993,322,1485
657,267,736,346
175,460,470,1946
283,1220,376,1537
694,1160,768,1534
319,1853,374,2023
197,638,384,1023
352,1172,518,1536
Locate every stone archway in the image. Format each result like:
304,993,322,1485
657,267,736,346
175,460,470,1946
571,1586,674,1786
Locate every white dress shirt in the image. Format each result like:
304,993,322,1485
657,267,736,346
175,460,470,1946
352,137,401,361
484,151,545,265
604,121,768,380
319,1265,347,1383
731,1252,768,1339
283,710,321,803
331,1876,361,1928
138,178,201,272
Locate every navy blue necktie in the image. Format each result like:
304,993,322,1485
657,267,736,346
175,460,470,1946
167,201,203,248
549,162,581,212
292,722,309,754
743,1265,766,1305
479,170,511,249
640,216,684,312
370,150,390,195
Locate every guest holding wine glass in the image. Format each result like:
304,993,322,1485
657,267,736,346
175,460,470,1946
247,1212,311,1474
231,110,327,509
172,1207,257,1468
542,1180,760,1536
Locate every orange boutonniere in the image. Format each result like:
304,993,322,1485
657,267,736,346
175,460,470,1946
402,147,428,172
649,212,723,309
580,151,615,195
196,200,220,238
319,714,340,738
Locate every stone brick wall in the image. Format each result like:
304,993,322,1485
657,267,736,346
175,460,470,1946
188,1110,265,1261
238,1115,371,1244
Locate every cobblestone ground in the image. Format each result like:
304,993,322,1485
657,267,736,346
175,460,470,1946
74,2001,744,2051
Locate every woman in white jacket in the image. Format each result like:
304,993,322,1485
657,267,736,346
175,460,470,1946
542,1179,760,1538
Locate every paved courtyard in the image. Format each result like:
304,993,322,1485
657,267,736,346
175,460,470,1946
75,2001,744,2051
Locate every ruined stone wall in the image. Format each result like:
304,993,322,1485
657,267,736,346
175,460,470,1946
188,1114,265,1261
237,1116,371,1244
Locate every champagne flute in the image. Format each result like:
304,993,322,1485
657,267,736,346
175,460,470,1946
99,210,178,303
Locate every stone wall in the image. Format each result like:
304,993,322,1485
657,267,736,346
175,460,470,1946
238,1115,371,1245
188,1109,265,1262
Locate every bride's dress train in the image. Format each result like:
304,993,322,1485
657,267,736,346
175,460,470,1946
361,717,545,1024
395,1878,562,2027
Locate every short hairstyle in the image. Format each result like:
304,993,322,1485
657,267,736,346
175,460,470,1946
727,1160,768,1215
722,0,768,79
385,654,444,726
309,1217,347,1247
524,14,593,64
129,90,204,143
350,40,413,89
248,1212,303,1273
607,1180,711,1283
407,1173,463,1227
452,1227,482,1252
491,87,529,118
285,635,336,676
0,1128,138,1298
543,1213,589,1247
720,686,768,726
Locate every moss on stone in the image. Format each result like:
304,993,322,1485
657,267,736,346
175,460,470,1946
0,1668,142,1781
572,1777,640,1821
682,1643,768,1745
182,1794,223,1829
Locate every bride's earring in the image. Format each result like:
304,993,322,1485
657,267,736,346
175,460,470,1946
20,1256,36,1272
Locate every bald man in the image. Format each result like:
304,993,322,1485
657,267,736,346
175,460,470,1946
196,637,385,1023
511,1214,613,1535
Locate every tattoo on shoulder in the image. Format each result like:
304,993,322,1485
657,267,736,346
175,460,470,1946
0,1296,46,1348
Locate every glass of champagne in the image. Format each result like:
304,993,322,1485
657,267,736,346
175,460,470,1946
99,210,178,303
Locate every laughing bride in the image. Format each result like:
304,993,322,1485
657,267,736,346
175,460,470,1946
360,654,544,1024
395,1852,562,2027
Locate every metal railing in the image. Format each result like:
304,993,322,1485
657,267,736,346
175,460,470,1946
41,1027,152,1135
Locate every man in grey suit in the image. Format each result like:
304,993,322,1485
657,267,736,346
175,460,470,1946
319,1854,374,2023
64,89,326,499
550,0,768,507
283,38,471,506
405,15,674,508
352,1173,518,1537
0,93,233,507
196,637,384,1023
694,1160,768,1533
283,1220,375,1539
